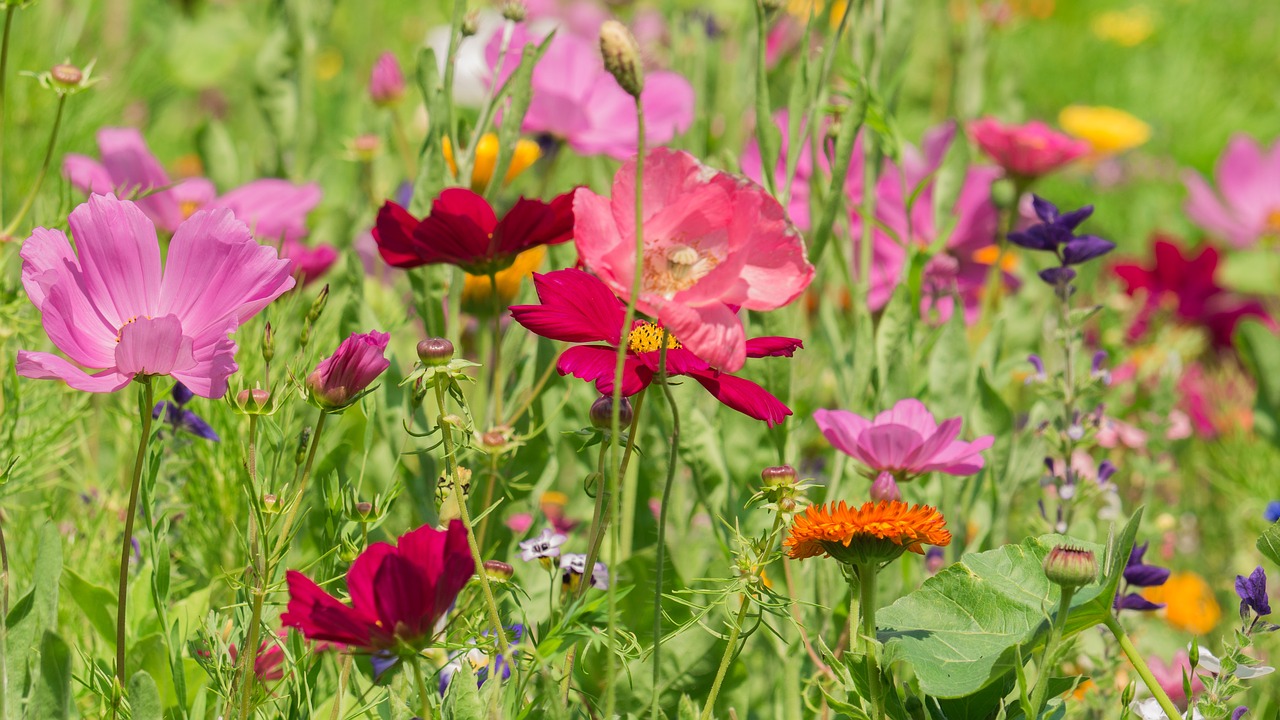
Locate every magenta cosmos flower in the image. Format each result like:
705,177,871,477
486,25,694,160
849,123,1015,322
63,127,335,283
1184,134,1280,248
373,188,573,276
814,399,994,481
306,331,391,411
575,148,814,372
282,520,474,652
968,118,1090,180
17,194,294,397
509,268,801,427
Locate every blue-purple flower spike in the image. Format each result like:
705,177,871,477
1012,195,1114,289
1235,566,1272,627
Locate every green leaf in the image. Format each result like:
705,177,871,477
6,522,62,714
927,310,972,420
63,567,117,644
1258,522,1280,568
441,661,484,720
1235,319,1280,448
875,286,914,405
879,510,1143,698
128,670,164,720
29,631,73,720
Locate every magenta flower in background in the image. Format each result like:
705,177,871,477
16,194,294,398
574,148,814,372
813,399,994,481
282,521,474,652
741,110,856,232
368,52,405,106
306,331,391,411
968,118,1090,180
486,25,694,160
509,268,801,427
1184,134,1280,247
62,128,335,284
1146,650,1205,708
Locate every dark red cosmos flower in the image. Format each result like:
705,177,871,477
509,268,801,427
1112,238,1271,349
281,520,473,652
373,188,573,275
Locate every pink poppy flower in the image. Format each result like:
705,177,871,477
281,521,474,652
508,268,801,427
849,123,1015,322
968,118,1090,180
813,399,994,481
574,148,814,372
485,25,694,160
16,194,295,398
306,331,391,411
372,189,573,276
368,52,405,106
1183,134,1280,248
62,127,335,283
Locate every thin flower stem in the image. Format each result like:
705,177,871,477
435,381,509,657
328,654,352,720
783,557,836,681
650,341,680,720
488,272,504,427
1027,586,1075,716
1104,614,1183,720
5,94,66,236
0,4,15,227
390,110,416,183
115,378,155,690
271,411,327,562
1056,286,1079,530
856,563,885,720
578,390,646,603
751,0,776,197
412,655,434,720
701,594,751,720
236,416,267,720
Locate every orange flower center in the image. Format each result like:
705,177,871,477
1265,208,1280,234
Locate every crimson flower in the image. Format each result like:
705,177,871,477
1112,238,1271,349
372,188,573,276
281,521,474,653
509,268,801,427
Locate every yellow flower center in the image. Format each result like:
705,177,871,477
642,242,720,297
1266,208,1280,234
627,321,681,354
180,200,202,220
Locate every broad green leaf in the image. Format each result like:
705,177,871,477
879,510,1143,698
128,670,164,720
63,567,116,643
29,631,72,720
6,522,62,715
928,310,972,420
442,661,484,720
1258,522,1280,568
876,286,914,405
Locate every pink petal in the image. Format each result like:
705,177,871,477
171,331,238,399
96,128,183,232
813,409,872,459
214,179,322,243
745,336,804,358
283,240,338,285
20,227,117,367
905,417,963,470
557,345,651,396
509,269,625,344
62,154,113,194
1217,135,1268,215
67,194,163,329
686,368,792,427
572,187,630,293
718,181,814,310
919,435,995,476
874,399,939,437
856,424,924,472
15,351,130,393
638,71,695,146
172,178,217,211
653,300,747,372
114,314,195,377
1183,171,1253,247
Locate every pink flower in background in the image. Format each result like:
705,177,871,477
1147,650,1205,708
968,118,1090,179
741,111,858,232
814,399,994,481
574,148,814,372
523,0,611,38
1183,134,1280,247
229,631,289,682
486,26,694,160
16,194,295,397
306,331,391,411
63,128,335,284
368,52,405,106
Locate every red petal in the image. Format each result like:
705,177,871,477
509,268,626,344
280,570,376,649
745,336,804,358
558,345,652,396
412,189,498,268
373,201,424,268
685,369,792,427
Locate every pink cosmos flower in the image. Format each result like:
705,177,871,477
486,26,694,160
574,148,814,372
1147,650,1205,708
509,268,801,427
281,521,474,652
368,52,405,106
741,111,855,232
814,399,994,481
62,128,335,283
1184,134,1280,248
968,118,1090,180
306,331,391,411
849,123,1015,322
16,194,295,398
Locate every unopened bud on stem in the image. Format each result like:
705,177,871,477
589,395,633,430
417,337,455,366
1042,545,1097,589
599,20,644,98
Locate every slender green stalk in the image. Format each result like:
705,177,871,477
5,94,66,236
0,499,9,720
856,563,885,720
271,411,327,561
1104,615,1183,720
488,272,504,426
412,655,434,720
115,378,155,689
1027,586,1075,716
578,390,645,601
701,594,751,720
390,110,416,183
435,382,509,656
650,341,680,720
751,0,777,197
0,4,16,226
329,654,352,720
237,415,265,720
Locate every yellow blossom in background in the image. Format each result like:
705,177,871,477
442,133,542,193
315,48,344,82
1059,105,1151,155
1091,6,1155,47
1141,571,1222,635
462,246,547,312
786,0,848,29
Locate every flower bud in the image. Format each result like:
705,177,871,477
870,472,902,502
261,493,280,514
306,331,391,411
417,337,455,366
482,560,515,582
354,501,373,518
500,0,526,22
1042,545,1097,589
236,388,271,412
294,428,312,466
589,395,633,430
761,465,798,486
351,134,381,162
778,497,796,513
598,20,644,98
306,285,330,325
461,11,480,36
368,52,405,107
50,63,83,87
262,322,275,363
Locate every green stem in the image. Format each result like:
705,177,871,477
115,378,155,690
700,594,751,720
237,415,265,720
0,498,10,720
650,341,680,720
390,110,416,183
0,4,16,227
412,655,433,720
751,0,776,197
5,94,66,237
488,272,503,426
856,563,885,720
328,654,351,720
1027,586,1075,716
1104,615,1183,720
435,382,509,656
577,390,645,603
272,411,327,562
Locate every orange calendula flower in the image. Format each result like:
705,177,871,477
461,246,547,311
785,500,951,566
442,133,542,193
1141,571,1222,635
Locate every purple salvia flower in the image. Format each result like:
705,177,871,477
1115,542,1169,612
1027,354,1047,384
1235,566,1271,629
1232,707,1248,720
1097,460,1117,485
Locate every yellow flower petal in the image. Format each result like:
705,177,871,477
1059,105,1151,155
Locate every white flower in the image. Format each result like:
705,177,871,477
1191,646,1275,680
560,552,609,589
519,527,567,562
1130,698,1204,720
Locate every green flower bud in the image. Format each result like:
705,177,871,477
1042,545,1097,589
417,337,455,366
599,20,644,98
